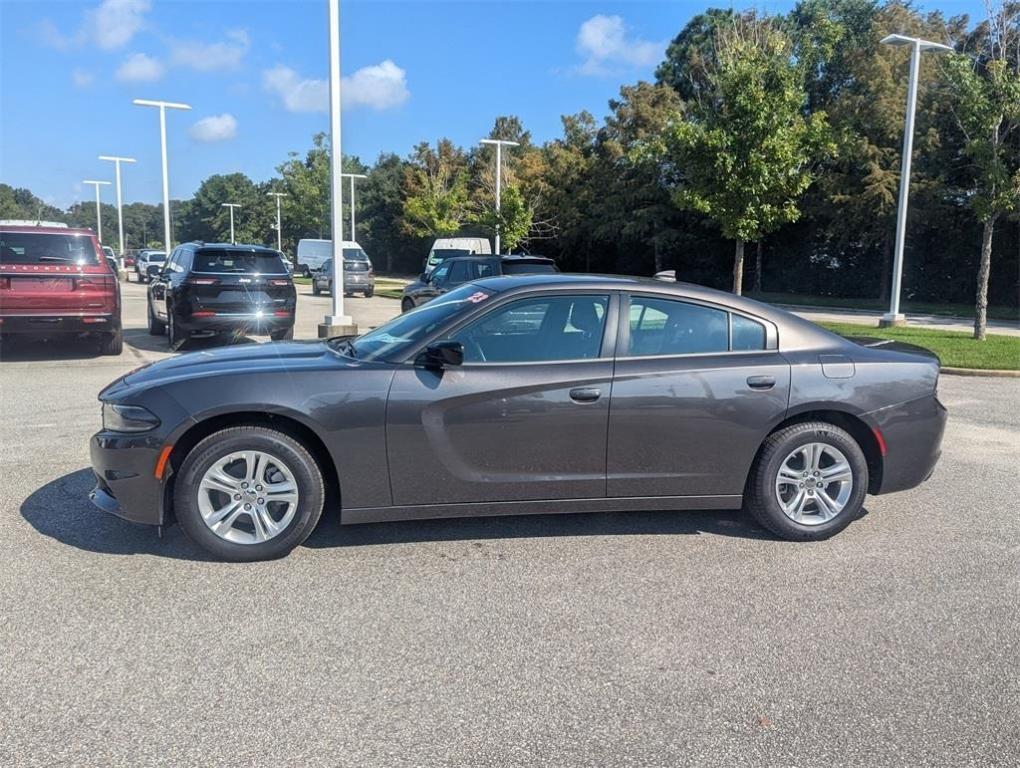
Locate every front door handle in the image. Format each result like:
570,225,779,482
569,387,601,403
746,375,776,390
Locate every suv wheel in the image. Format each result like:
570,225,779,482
312,279,321,296
174,426,325,561
167,311,185,351
148,303,166,335
401,298,414,313
98,330,123,356
744,421,868,540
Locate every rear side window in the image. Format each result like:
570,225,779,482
732,315,766,351
628,296,729,356
501,262,557,275
0,232,99,265
193,249,287,274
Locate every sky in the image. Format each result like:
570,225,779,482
0,0,988,209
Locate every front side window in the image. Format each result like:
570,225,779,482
628,296,729,356
450,294,609,364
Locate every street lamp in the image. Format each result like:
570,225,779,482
341,173,367,242
132,99,191,255
879,34,953,327
320,0,355,337
82,180,111,243
98,155,136,256
221,203,241,244
267,192,287,252
479,138,519,254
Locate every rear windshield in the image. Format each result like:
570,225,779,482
343,248,368,261
193,249,288,274
0,231,99,265
502,261,557,275
147,252,166,263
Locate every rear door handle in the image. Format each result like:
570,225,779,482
569,387,601,403
746,375,776,390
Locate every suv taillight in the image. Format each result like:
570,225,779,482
76,276,113,291
268,279,291,286
186,277,220,286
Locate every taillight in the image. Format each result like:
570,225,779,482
273,309,291,317
186,277,220,286
76,276,113,291
268,279,290,287
191,310,217,318
0,277,10,290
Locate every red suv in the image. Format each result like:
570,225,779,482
0,224,123,354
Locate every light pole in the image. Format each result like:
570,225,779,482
879,34,952,327
98,155,136,256
479,138,519,254
320,0,355,336
221,203,241,244
267,192,287,252
341,173,367,243
82,180,111,242
132,99,192,255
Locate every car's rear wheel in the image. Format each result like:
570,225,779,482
167,310,185,351
364,288,374,298
311,279,321,296
175,426,325,561
98,330,123,356
401,298,414,313
744,421,868,540
148,303,166,335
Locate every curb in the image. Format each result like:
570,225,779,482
941,367,1020,378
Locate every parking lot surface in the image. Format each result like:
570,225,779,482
1,281,1018,767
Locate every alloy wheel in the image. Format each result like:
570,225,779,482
774,442,854,526
197,450,300,544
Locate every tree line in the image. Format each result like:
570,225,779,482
2,1,1017,337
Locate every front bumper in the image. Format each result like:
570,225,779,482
871,394,948,494
0,313,120,335
89,431,168,526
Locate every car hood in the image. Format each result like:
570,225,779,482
404,279,426,294
101,340,353,398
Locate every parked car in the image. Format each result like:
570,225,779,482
296,239,365,277
401,254,557,311
423,236,492,274
0,223,122,354
135,250,166,282
147,242,296,349
102,246,120,273
90,274,946,561
311,252,375,297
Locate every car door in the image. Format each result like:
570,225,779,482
386,291,617,506
607,293,791,498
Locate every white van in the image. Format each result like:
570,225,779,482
296,239,366,276
424,236,492,274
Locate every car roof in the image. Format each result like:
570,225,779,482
443,254,552,263
184,242,282,253
0,224,96,236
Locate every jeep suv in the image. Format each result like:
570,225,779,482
0,224,123,354
401,254,557,311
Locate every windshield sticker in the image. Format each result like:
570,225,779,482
468,291,489,304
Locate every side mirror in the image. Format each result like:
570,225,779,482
419,271,429,283
423,340,464,368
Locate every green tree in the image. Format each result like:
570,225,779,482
401,140,470,238
654,19,831,294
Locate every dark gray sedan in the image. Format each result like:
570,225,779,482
90,275,946,561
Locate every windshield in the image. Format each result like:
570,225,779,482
346,283,495,361
193,249,287,274
0,231,99,265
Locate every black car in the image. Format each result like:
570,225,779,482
402,254,557,311
147,242,296,349
91,274,946,562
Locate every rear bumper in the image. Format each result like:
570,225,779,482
176,312,295,335
314,274,375,293
0,313,120,335
89,431,167,526
870,394,947,494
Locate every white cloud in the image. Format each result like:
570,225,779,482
575,15,664,75
72,69,95,88
189,113,238,143
115,52,164,82
263,60,409,113
170,29,250,72
42,0,151,51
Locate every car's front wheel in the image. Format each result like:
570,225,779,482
744,421,868,540
401,297,414,313
174,426,325,561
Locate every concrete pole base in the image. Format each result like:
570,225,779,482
879,313,907,328
318,322,359,338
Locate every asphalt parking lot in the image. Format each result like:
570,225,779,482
1,281,1018,767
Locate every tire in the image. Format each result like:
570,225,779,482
744,421,868,541
364,288,374,298
148,302,166,335
99,330,123,356
270,327,294,341
312,280,321,296
167,310,186,351
174,426,325,561
401,298,414,313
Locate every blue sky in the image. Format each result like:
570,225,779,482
0,0,987,208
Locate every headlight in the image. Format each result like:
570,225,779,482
102,403,161,432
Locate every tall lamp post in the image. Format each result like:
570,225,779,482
221,203,241,244
82,180,111,242
879,34,953,327
132,99,191,255
267,192,288,252
98,155,136,256
320,0,356,337
341,173,367,242
479,138,519,254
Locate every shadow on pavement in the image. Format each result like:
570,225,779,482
0,335,107,362
25,469,780,560
123,328,260,355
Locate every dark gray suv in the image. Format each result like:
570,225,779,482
401,254,556,311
